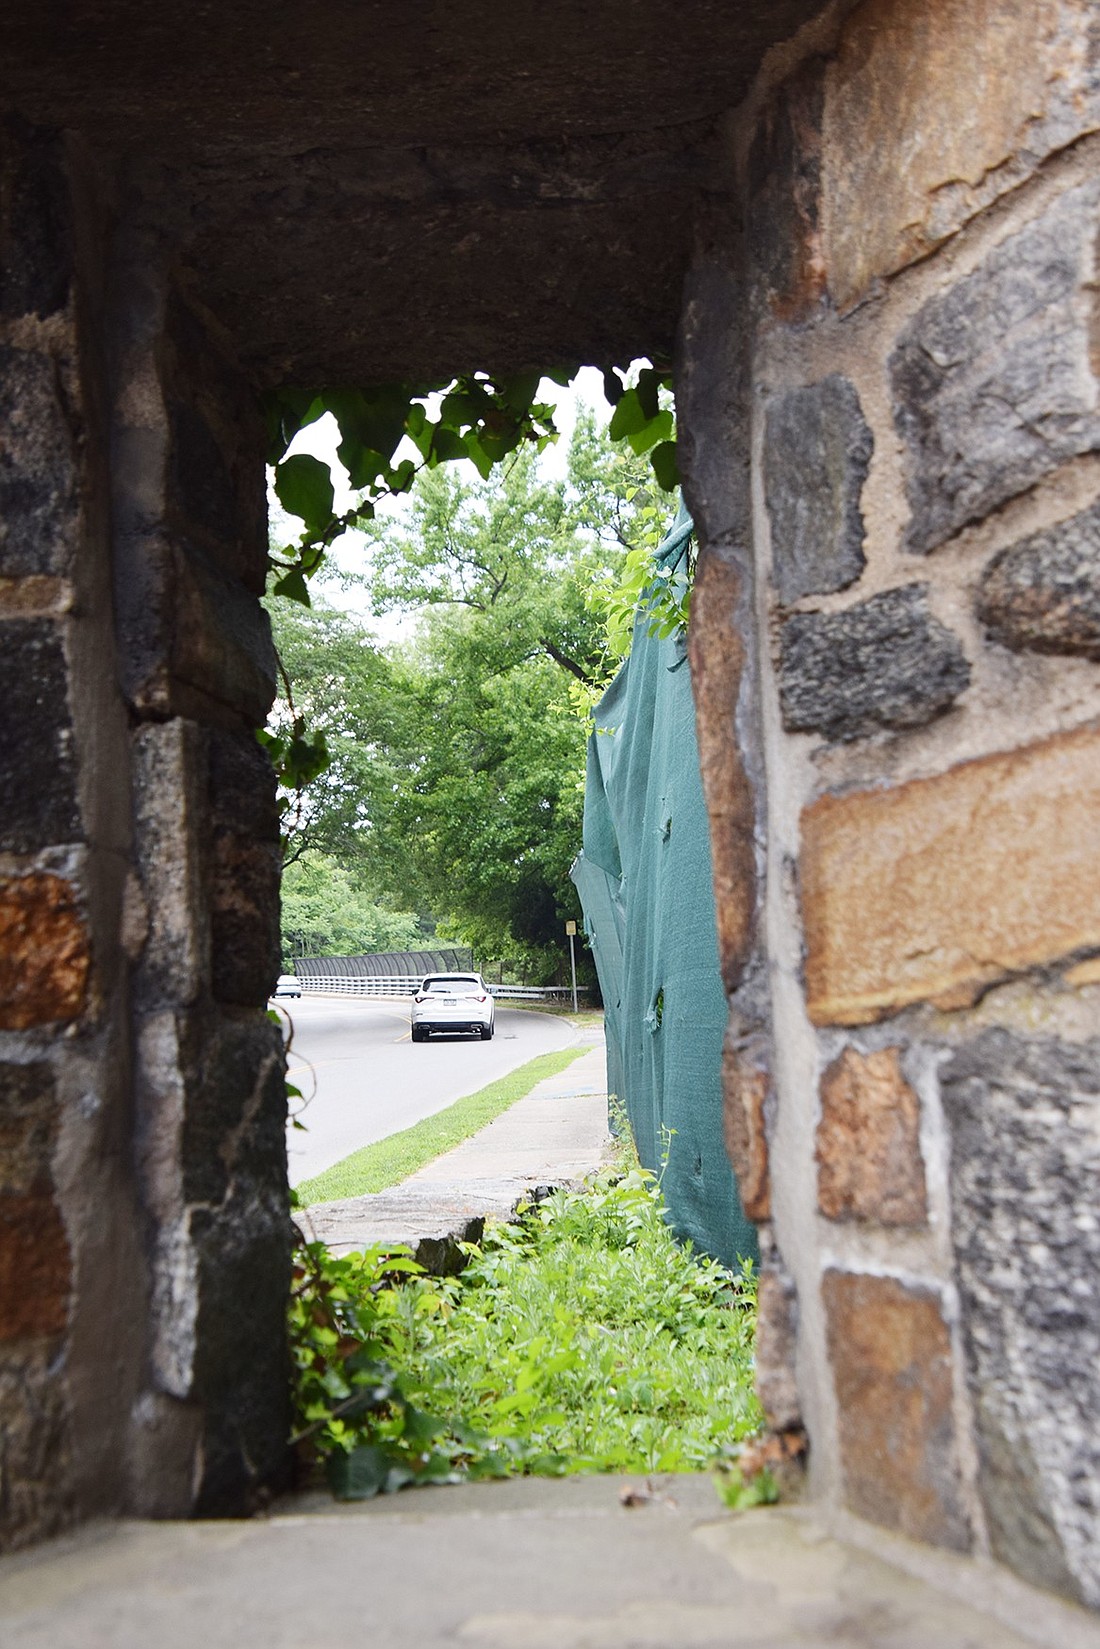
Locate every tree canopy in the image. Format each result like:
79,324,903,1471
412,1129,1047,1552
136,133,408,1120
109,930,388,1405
266,406,675,981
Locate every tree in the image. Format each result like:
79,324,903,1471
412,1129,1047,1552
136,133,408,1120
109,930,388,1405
280,854,422,962
266,410,678,978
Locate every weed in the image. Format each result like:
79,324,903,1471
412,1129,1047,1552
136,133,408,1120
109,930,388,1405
291,1163,763,1497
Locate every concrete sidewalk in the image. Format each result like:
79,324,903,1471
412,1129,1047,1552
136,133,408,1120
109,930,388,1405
4,1480,1098,1649
300,1037,611,1260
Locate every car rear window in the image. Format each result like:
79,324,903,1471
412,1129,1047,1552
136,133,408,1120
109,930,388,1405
424,977,479,993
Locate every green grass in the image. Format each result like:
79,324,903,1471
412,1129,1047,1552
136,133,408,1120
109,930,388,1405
295,1044,590,1205
291,1162,763,1499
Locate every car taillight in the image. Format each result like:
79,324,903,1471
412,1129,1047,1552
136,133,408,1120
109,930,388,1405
414,993,425,1003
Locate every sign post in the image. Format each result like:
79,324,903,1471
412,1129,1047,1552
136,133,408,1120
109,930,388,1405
565,920,578,1013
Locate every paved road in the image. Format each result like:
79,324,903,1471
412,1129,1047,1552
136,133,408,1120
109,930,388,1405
279,994,579,1186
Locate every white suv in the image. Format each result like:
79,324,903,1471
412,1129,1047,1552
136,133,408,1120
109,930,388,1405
410,973,495,1042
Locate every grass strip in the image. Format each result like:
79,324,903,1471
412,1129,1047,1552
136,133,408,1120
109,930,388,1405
295,1043,590,1206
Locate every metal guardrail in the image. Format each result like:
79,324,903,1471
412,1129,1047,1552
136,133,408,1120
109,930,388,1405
299,975,417,996
296,975,588,1002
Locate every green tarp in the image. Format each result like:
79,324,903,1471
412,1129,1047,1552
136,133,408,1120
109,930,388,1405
571,504,757,1270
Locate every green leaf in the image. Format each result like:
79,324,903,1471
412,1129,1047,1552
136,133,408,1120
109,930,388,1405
274,454,335,533
464,435,495,480
500,371,542,414
338,438,388,492
602,368,625,407
635,366,662,422
272,565,312,605
325,388,410,470
328,1444,390,1500
649,440,679,491
607,387,647,442
428,426,470,465
265,390,325,464
626,408,674,456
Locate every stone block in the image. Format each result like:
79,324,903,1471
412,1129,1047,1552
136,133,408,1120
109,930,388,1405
208,730,281,1007
180,1011,286,1207
755,1265,801,1432
0,1062,57,1194
801,723,1100,1025
161,291,269,593
763,374,871,605
176,1010,291,1514
978,500,1100,658
0,617,81,852
0,130,73,321
0,1340,72,1549
722,1044,770,1221
0,346,80,578
747,58,825,322
943,1030,1100,1606
823,1269,969,1549
779,585,969,743
891,181,1100,555
816,1046,927,1225
131,720,208,1009
0,873,89,1030
117,537,276,726
823,0,1100,312
0,1185,71,1343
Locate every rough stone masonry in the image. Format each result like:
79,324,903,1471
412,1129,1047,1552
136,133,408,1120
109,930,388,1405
1,0,1099,1621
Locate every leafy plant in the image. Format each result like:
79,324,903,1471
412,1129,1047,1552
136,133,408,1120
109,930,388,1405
290,1162,762,1498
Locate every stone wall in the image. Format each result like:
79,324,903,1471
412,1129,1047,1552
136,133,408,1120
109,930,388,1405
0,125,288,1542
2,0,1099,1612
683,0,1100,1607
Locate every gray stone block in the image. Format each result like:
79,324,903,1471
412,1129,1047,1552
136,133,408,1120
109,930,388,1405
0,618,81,852
942,1030,1100,1607
764,373,872,604
778,584,969,742
0,1061,57,1193
978,500,1100,658
0,347,80,578
208,730,281,1008
891,181,1100,555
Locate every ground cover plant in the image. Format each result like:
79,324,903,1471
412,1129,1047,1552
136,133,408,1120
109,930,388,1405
290,1157,764,1499
295,1045,588,1205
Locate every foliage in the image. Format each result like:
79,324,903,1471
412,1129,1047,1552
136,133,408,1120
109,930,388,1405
266,363,676,611
261,598,417,871
295,1046,589,1205
263,389,689,973
280,853,421,962
290,1163,763,1498
265,426,661,974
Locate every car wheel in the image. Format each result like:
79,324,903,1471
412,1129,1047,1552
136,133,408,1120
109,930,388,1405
480,1023,494,1040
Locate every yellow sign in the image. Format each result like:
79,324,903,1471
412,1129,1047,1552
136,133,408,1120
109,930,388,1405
565,920,577,936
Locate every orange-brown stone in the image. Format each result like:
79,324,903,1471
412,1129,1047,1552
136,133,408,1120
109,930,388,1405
822,0,1096,311
722,1045,770,1221
816,1047,927,1226
689,549,757,993
0,874,90,1030
801,724,1100,1025
0,1187,71,1342
823,1270,969,1550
